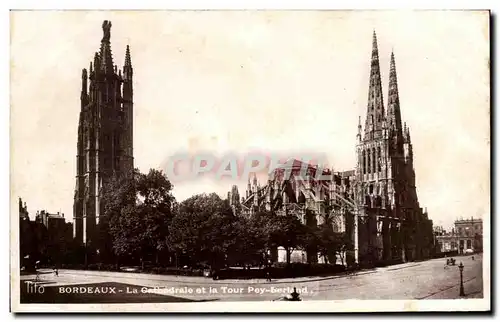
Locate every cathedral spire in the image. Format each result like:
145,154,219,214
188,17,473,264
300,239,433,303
100,20,114,74
364,30,385,140
387,51,404,146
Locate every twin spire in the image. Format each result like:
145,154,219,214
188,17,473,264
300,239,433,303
387,49,403,141
363,30,402,142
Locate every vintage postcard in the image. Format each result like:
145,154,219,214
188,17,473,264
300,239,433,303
10,10,490,312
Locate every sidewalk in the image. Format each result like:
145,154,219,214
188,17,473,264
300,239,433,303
421,276,483,299
31,267,378,286
29,257,443,286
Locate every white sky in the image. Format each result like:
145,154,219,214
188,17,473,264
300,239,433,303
10,10,489,230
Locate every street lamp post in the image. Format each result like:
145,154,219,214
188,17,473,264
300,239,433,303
84,242,88,268
458,262,465,297
354,207,359,264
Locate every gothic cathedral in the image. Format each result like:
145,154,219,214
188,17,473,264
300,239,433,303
236,31,434,265
354,31,431,264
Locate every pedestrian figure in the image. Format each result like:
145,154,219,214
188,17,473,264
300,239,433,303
472,256,475,261
289,287,301,301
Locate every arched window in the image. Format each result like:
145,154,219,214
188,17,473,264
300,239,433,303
367,149,371,174
371,148,375,174
377,146,382,172
362,150,366,174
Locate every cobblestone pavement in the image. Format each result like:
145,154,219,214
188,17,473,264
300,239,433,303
21,254,484,302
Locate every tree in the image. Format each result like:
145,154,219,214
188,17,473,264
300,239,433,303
102,168,175,265
233,211,277,266
273,213,308,264
99,169,138,263
315,223,347,264
314,200,352,265
231,216,261,265
168,193,237,267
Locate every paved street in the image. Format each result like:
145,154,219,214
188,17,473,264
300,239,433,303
20,254,484,302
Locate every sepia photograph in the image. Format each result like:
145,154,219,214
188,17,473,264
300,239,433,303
9,10,490,312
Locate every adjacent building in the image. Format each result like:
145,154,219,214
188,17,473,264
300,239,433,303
19,198,74,267
435,218,483,254
229,32,435,266
73,20,134,247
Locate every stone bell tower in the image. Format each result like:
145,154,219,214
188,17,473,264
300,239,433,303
73,21,134,247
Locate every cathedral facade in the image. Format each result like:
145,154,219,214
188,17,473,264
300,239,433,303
73,21,134,246
230,32,434,265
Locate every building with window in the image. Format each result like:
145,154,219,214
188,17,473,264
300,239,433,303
435,217,483,254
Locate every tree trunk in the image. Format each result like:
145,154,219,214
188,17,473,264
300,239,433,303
286,248,291,265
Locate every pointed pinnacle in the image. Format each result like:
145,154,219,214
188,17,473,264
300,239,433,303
371,30,380,63
125,45,132,66
389,52,398,88
390,51,396,70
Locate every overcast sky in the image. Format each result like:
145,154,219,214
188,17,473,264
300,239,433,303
11,11,489,230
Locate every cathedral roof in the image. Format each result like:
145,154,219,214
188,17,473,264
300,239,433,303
273,158,332,178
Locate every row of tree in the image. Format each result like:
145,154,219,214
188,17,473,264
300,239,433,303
96,168,350,268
